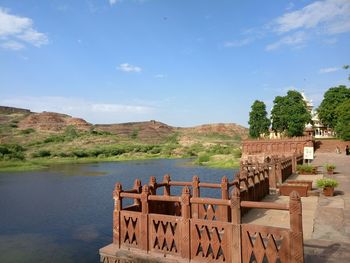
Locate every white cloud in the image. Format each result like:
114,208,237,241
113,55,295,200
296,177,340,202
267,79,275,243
0,96,155,124
319,67,339,73
223,38,253,48
109,0,118,5
285,2,295,11
117,63,142,73
266,31,306,51
0,40,24,50
17,28,48,47
0,7,48,50
273,0,350,34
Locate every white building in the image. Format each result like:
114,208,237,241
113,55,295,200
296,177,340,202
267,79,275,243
301,92,335,138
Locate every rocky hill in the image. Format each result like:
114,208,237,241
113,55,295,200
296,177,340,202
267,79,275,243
18,112,91,131
0,105,248,143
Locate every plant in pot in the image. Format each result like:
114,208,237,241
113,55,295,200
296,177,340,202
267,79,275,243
324,163,336,175
316,178,339,196
297,164,317,174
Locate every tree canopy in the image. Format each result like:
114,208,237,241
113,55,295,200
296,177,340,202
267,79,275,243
335,99,350,141
317,85,350,128
248,100,270,138
271,90,311,137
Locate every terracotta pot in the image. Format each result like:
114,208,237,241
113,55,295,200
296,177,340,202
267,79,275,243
327,169,334,175
323,187,334,196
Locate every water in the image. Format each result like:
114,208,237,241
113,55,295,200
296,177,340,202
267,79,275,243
0,159,237,263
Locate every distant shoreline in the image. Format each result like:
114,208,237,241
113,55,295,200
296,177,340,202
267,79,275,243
0,154,240,172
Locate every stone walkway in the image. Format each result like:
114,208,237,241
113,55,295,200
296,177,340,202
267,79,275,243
304,153,350,262
242,152,350,262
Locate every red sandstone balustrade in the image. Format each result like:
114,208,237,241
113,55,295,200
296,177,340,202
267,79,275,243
106,175,304,263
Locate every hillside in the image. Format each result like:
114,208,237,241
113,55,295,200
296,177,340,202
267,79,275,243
0,106,247,171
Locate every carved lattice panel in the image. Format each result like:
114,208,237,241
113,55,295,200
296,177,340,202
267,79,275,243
198,204,219,220
120,211,141,249
191,218,232,262
149,214,181,256
241,224,290,263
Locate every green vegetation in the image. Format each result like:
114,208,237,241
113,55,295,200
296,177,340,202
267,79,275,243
335,99,350,140
317,85,350,129
248,100,270,138
0,144,25,160
324,163,336,172
271,90,311,137
0,110,245,171
296,164,317,174
316,178,339,188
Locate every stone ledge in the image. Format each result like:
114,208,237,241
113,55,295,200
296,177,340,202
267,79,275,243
99,244,188,263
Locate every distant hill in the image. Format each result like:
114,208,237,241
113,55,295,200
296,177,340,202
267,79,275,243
0,105,247,170
0,105,248,144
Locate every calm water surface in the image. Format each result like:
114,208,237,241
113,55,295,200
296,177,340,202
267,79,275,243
0,159,238,263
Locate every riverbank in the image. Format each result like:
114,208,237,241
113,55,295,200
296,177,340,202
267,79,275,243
0,153,241,172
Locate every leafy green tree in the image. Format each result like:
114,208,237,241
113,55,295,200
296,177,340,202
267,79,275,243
248,100,270,138
335,99,350,141
343,65,350,81
271,90,311,137
317,85,350,128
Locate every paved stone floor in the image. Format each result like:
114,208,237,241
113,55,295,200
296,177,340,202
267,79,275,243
242,152,350,262
304,153,350,263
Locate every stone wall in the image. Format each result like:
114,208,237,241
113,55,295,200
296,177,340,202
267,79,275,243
242,136,314,159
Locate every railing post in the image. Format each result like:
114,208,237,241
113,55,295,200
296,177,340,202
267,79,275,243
289,191,304,263
149,176,157,195
276,159,282,185
113,183,122,247
221,176,229,222
231,185,241,263
163,174,171,196
133,179,141,206
192,176,200,218
269,160,277,190
140,185,149,252
292,153,297,173
181,186,191,260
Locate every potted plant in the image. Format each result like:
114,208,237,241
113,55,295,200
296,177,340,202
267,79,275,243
316,178,339,196
324,163,336,175
296,164,317,175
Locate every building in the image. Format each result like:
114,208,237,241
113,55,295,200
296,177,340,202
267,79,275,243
301,92,335,138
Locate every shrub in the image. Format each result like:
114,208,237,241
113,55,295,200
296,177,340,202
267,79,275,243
316,178,339,188
44,135,66,143
20,128,35,134
130,128,139,139
72,150,89,158
64,125,78,138
0,144,25,160
32,150,51,158
148,146,161,154
297,164,317,174
324,163,336,171
197,153,210,164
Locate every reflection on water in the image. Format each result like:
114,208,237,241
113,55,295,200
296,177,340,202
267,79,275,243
0,159,237,263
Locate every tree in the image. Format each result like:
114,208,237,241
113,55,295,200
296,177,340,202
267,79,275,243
343,65,350,81
248,100,270,138
317,85,350,129
271,90,311,137
335,99,350,141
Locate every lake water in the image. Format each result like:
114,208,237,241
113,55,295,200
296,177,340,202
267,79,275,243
0,159,238,263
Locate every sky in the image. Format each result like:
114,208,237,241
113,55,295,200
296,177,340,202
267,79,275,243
0,0,349,127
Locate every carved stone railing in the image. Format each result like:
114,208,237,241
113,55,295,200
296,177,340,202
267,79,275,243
242,136,313,157
102,175,305,263
240,153,303,194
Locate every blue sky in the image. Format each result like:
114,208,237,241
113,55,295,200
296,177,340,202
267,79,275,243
0,0,349,126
